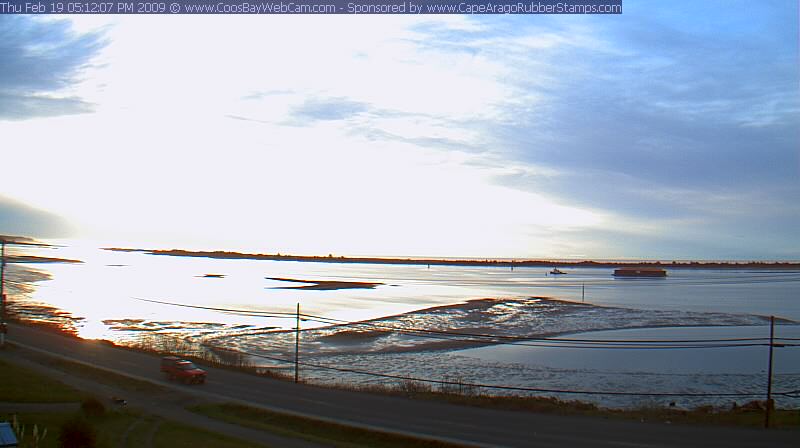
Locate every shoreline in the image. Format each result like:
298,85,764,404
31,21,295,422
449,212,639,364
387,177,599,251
7,255,83,264
103,247,800,270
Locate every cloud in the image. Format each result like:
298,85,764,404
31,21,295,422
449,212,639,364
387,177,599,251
241,89,295,101
0,195,72,238
245,90,489,153
218,8,798,258
289,97,370,122
1,11,795,259
352,126,483,153
0,93,93,119
403,3,799,258
0,16,105,120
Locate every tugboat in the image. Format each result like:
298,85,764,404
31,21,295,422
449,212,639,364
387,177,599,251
550,267,567,275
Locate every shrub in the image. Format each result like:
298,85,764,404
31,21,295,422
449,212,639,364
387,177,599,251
58,417,96,448
80,397,106,417
397,379,432,395
439,375,479,396
693,405,715,414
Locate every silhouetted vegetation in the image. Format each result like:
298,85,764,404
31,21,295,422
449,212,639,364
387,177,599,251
80,397,106,417
58,417,96,448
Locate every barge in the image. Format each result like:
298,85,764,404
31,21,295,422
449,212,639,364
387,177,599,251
613,267,667,277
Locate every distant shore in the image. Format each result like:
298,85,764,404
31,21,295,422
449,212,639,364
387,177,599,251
7,255,82,264
266,277,383,290
103,248,800,269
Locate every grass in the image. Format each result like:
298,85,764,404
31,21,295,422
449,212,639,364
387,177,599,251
3,410,259,448
151,420,262,448
1,410,140,448
20,348,164,394
314,380,800,429
190,401,799,448
413,391,800,429
605,405,800,429
190,403,466,448
0,359,84,403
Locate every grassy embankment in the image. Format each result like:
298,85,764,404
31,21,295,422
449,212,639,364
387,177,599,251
0,358,85,402
191,397,800,438
190,403,464,448
3,411,257,448
0,353,256,447
287,380,800,429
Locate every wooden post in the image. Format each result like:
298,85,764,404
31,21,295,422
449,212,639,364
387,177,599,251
0,241,5,346
765,315,775,429
582,283,585,302
294,302,300,384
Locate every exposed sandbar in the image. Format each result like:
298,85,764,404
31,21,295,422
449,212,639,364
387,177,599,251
266,277,383,290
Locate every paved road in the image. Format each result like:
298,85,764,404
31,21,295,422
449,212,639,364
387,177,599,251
6,323,799,447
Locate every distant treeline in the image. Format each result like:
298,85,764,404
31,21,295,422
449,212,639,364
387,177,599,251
103,248,800,270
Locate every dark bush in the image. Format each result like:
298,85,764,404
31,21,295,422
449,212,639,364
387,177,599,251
58,417,96,448
80,397,106,417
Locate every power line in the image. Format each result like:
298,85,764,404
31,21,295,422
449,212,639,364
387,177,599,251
202,343,799,398
301,313,781,344
133,297,300,318
297,315,787,347
132,297,798,349
297,317,778,350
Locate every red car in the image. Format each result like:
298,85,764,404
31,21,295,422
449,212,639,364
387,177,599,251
160,356,207,384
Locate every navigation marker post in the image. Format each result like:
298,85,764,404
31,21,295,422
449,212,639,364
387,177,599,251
765,315,775,428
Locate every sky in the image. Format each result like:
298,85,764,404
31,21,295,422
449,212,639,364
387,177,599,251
0,2,798,260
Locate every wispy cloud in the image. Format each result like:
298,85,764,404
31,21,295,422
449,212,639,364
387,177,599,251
289,97,370,122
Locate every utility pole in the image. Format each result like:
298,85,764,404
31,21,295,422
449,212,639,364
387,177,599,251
294,302,300,383
765,315,775,429
1,240,6,346
0,240,5,296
